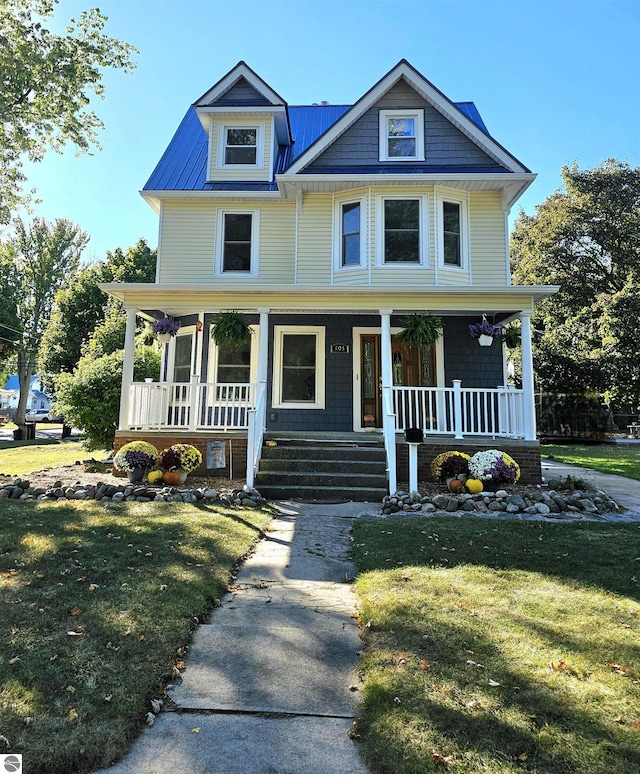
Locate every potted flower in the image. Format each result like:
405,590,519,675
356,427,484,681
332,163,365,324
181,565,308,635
469,314,502,347
211,311,252,347
152,317,180,344
430,450,470,483
468,449,520,490
113,441,159,482
363,414,376,432
158,443,203,484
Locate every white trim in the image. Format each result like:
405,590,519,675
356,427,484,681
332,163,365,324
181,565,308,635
375,193,429,267
207,324,259,383
216,122,265,170
379,109,425,162
283,60,530,175
333,193,368,271
435,189,470,272
194,62,286,108
272,325,326,409
214,208,260,277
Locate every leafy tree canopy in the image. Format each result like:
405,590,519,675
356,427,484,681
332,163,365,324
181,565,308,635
511,159,640,409
0,0,137,222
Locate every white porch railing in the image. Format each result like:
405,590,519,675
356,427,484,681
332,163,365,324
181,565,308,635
393,383,525,439
382,385,397,493
127,381,257,431
246,383,267,489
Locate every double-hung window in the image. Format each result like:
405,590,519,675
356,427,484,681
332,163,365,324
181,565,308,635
334,197,366,269
217,124,264,169
379,110,424,161
215,210,259,276
376,195,428,266
437,193,468,270
273,326,325,409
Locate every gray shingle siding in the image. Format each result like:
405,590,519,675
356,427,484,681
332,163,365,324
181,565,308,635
443,317,504,388
305,79,504,171
214,78,271,106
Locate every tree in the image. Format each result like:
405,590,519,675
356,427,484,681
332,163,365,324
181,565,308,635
511,159,640,411
55,345,159,450
0,0,137,222
0,216,88,424
38,239,157,382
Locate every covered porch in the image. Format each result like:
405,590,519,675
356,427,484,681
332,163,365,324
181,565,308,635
103,284,551,493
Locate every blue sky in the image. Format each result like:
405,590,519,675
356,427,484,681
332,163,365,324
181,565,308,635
17,0,640,263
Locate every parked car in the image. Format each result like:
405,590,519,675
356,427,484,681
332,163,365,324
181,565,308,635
47,410,64,423
24,409,50,422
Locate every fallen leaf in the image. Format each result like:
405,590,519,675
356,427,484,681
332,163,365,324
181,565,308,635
192,727,200,734
549,658,566,671
66,685,75,693
9,656,20,665
488,679,501,687
608,663,629,675
145,712,155,726
518,753,528,761
103,695,112,702
432,750,455,766
150,699,163,714
0,734,9,747
68,709,78,721
419,660,431,670
632,720,640,730
175,660,186,670
70,607,81,616
395,652,408,665
614,715,625,724
66,631,83,637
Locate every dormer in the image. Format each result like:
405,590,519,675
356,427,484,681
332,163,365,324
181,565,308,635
193,61,291,184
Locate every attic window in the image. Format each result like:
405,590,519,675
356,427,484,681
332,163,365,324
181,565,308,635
379,110,424,162
217,124,264,168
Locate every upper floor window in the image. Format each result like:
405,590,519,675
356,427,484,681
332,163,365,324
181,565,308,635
217,124,264,168
437,193,468,271
376,195,429,266
334,196,367,270
215,210,260,276
379,110,425,161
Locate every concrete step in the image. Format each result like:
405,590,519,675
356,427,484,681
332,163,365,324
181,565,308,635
258,458,387,474
260,444,386,462
255,484,388,502
255,470,388,488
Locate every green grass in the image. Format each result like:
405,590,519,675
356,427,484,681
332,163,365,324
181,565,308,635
0,499,273,773
0,440,103,476
543,443,640,480
351,517,640,773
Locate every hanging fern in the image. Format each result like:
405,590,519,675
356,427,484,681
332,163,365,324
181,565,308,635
397,314,443,348
211,311,252,346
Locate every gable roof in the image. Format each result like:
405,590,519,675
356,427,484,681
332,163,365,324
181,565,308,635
284,59,529,176
3,375,39,391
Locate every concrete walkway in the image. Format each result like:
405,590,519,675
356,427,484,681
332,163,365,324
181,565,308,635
97,501,375,774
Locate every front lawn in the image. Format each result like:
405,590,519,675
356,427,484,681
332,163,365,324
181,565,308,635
0,499,272,773
352,517,640,773
0,440,103,476
543,443,640,480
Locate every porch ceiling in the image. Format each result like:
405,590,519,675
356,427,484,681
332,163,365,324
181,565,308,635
99,282,558,318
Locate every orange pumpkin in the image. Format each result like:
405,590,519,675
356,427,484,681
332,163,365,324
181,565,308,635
163,470,180,486
448,478,465,493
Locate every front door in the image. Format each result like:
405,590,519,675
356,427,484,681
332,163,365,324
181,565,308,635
360,335,435,428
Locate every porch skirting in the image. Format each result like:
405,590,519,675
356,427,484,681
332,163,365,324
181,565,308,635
114,431,247,481
395,438,542,485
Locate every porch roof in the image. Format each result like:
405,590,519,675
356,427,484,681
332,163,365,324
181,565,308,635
100,282,558,318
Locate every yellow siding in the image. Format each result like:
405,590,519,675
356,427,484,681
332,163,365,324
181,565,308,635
209,117,273,183
469,192,507,285
296,194,332,284
158,201,295,285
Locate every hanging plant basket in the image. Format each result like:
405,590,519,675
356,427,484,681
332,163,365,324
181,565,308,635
478,334,494,347
211,311,252,346
397,314,443,348
469,314,501,347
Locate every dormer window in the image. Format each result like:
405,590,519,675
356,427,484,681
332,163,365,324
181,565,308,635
379,110,424,162
217,123,264,168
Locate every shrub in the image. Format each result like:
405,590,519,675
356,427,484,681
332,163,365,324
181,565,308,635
468,449,520,484
430,451,470,482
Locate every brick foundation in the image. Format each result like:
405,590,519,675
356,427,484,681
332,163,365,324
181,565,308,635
114,431,248,479
395,439,542,485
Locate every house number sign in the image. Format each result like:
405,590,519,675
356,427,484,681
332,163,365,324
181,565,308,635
330,343,350,354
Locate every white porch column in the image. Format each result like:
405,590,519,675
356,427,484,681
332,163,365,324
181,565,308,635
257,308,270,387
118,308,137,430
520,311,537,440
380,309,397,493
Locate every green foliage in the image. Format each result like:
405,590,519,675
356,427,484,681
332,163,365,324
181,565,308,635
55,346,160,450
511,160,640,409
0,0,137,222
38,239,157,381
211,311,252,345
397,314,443,348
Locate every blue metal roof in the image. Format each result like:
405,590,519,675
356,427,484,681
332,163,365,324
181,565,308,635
3,375,38,391
143,100,496,192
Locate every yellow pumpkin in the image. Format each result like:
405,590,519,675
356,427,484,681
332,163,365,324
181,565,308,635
466,478,484,494
147,469,164,485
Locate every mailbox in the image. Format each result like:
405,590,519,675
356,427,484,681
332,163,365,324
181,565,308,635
405,427,423,443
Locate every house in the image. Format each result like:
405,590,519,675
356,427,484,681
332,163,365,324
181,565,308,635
101,60,557,497
2,375,52,414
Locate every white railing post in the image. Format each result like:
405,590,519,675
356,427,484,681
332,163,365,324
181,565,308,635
520,312,537,441
119,308,137,430
188,374,198,431
453,379,463,440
